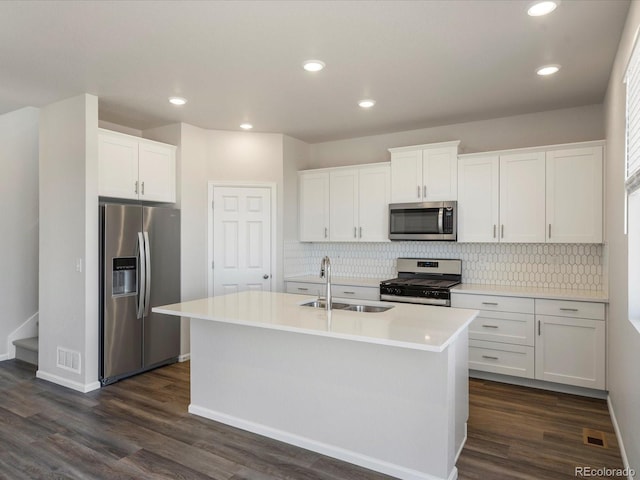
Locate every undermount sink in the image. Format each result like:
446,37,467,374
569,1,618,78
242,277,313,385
344,304,393,313
300,301,393,313
300,300,351,310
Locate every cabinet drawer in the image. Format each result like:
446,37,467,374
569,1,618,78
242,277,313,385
469,311,535,346
535,299,605,320
451,293,534,314
285,282,322,296
332,284,380,301
469,340,534,379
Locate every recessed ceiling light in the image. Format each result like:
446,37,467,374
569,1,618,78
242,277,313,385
358,99,376,108
536,64,561,76
527,1,558,16
168,96,187,106
240,123,253,130
303,60,325,72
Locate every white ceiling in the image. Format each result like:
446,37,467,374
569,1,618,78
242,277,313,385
0,0,630,143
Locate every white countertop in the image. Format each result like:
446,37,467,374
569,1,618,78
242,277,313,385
284,275,384,287
452,283,609,303
153,291,477,352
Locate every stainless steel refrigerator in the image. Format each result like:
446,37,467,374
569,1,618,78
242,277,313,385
99,203,180,386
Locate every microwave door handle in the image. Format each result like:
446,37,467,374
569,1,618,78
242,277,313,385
438,208,444,234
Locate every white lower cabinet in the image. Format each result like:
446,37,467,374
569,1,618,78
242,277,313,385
452,293,535,379
452,292,606,390
285,281,379,301
534,299,606,390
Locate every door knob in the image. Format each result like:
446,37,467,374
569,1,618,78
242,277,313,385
263,274,270,279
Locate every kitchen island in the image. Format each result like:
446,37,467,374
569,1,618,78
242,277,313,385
153,291,477,480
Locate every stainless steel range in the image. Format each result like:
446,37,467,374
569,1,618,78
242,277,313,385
380,258,462,306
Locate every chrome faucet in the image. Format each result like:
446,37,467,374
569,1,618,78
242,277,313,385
320,256,332,311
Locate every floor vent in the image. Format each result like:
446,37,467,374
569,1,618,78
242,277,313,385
582,428,608,448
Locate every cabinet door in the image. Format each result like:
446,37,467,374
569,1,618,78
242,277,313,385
535,315,605,389
299,171,330,241
499,152,546,242
138,141,176,203
390,150,423,203
98,131,139,200
423,146,458,201
329,169,359,241
358,164,390,241
457,156,499,242
546,147,603,243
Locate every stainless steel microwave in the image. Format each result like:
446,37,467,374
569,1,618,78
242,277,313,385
389,201,457,241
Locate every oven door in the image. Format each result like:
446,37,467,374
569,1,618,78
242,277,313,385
389,201,456,240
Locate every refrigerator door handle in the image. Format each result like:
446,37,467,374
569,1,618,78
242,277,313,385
137,232,146,319
143,231,151,316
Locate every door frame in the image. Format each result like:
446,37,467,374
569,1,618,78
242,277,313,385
207,181,277,297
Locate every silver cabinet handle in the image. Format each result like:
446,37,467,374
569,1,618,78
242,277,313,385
482,324,499,329
482,302,498,306
423,185,427,198
482,355,499,360
354,227,357,238
560,308,579,312
135,181,139,195
549,224,551,238
359,227,362,238
297,287,309,291
493,224,496,238
141,181,145,195
324,227,328,238
538,320,541,336
343,291,356,295
417,185,421,198
501,224,504,238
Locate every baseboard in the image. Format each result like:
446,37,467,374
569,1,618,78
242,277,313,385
189,403,452,480
178,353,190,362
0,353,8,361
455,424,467,463
607,396,634,480
36,370,101,393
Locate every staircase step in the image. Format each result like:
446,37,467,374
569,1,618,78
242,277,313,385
13,337,39,352
13,337,38,366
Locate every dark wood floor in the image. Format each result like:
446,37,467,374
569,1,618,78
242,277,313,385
0,360,624,479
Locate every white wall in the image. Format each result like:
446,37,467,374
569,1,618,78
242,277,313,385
307,104,604,168
0,107,39,359
283,135,310,241
38,94,100,392
603,1,640,472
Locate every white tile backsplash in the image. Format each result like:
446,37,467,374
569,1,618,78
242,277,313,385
284,241,605,291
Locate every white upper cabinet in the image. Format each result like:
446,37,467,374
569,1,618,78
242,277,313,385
98,129,176,203
546,146,603,243
358,164,391,241
98,132,139,200
499,151,546,243
299,163,390,242
457,155,499,243
457,141,604,244
389,141,459,203
298,171,330,241
329,168,359,242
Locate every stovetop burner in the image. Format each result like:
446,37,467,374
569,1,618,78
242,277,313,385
380,258,462,307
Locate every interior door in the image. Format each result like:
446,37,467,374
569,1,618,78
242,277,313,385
212,186,272,295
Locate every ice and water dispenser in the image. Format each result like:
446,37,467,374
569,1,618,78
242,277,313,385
112,257,137,296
